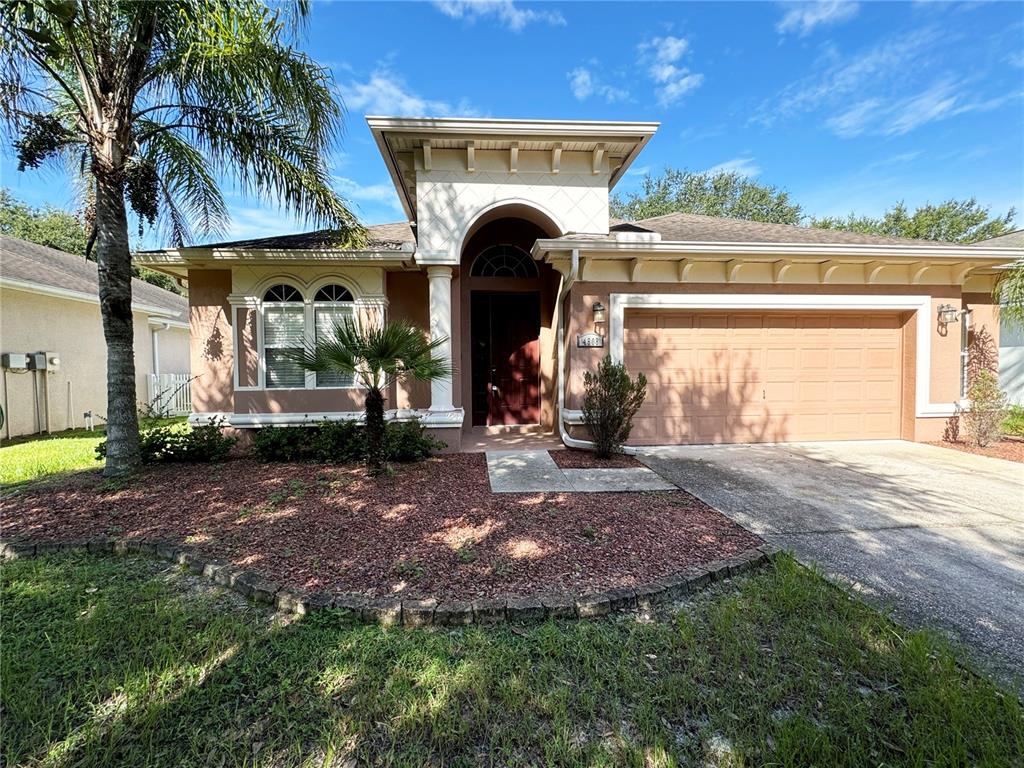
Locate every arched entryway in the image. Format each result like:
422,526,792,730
459,210,561,428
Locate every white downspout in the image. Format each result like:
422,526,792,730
554,249,641,454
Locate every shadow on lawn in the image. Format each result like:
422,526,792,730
2,552,1022,768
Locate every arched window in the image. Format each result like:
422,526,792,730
470,245,539,278
312,284,356,388
262,284,305,388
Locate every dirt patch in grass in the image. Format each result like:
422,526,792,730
0,454,759,600
929,438,1024,464
549,449,643,469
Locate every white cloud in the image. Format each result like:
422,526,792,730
626,165,651,177
338,67,479,117
705,157,762,177
776,1,859,36
433,0,565,31
637,35,704,107
224,206,304,240
754,27,1018,137
567,66,629,103
823,80,1019,137
335,177,403,210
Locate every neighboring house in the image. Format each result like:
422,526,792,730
136,117,1024,451
0,235,190,438
976,229,1024,404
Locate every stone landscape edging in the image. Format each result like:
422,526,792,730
0,537,780,626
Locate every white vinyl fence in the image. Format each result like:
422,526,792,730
147,373,192,416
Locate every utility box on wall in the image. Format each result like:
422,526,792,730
1,353,29,370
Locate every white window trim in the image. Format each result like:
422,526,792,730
229,285,387,393
606,292,962,419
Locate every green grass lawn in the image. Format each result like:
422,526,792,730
1004,404,1024,438
0,417,186,487
2,552,1020,767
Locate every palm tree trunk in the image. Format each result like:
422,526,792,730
365,388,386,475
94,168,141,476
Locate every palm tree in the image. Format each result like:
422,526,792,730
1,0,362,476
997,259,1024,331
289,320,451,475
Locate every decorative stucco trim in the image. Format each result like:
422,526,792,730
606,292,956,419
534,238,1020,262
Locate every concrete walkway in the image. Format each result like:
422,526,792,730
639,441,1024,689
486,450,675,493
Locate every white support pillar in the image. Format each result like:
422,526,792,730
427,265,455,411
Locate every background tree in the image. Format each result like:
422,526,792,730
1,0,362,476
289,320,450,476
610,168,803,224
0,187,86,253
809,199,1015,244
1,188,182,293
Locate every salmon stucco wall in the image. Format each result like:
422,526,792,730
1,286,189,438
188,270,234,413
386,272,431,410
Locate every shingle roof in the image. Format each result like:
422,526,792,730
974,229,1024,247
614,212,954,246
0,235,188,321
180,221,415,252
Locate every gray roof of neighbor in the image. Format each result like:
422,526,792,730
175,221,415,252
611,212,951,246
974,229,1024,248
0,235,188,321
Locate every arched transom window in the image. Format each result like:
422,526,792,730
260,282,358,389
312,284,355,388
470,245,539,278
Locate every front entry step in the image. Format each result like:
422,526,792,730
485,450,676,493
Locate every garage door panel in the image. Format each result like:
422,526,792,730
623,309,903,444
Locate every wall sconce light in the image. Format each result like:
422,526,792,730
592,301,606,324
937,304,961,324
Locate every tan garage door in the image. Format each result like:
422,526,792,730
624,310,904,444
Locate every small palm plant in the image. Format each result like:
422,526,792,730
290,320,451,475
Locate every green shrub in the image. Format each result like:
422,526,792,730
251,425,314,462
384,419,445,462
961,370,1009,448
250,418,442,464
582,355,647,458
96,420,235,464
312,420,366,462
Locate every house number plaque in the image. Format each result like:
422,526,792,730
576,332,604,348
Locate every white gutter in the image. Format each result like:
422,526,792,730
553,249,642,454
0,276,185,319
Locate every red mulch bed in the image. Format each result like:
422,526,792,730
928,438,1024,464
549,449,642,469
0,454,760,600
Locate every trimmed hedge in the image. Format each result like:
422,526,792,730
251,418,443,464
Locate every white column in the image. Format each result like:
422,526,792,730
427,265,455,411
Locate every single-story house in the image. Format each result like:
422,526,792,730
976,229,1024,404
136,117,1024,451
0,235,190,438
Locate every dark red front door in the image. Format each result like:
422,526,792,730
471,292,541,426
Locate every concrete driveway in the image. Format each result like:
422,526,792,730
639,441,1024,688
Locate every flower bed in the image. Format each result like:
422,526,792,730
0,454,761,603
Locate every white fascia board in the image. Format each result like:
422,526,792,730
365,115,660,138
135,246,415,267
533,238,1023,262
606,292,955,418
1,276,184,319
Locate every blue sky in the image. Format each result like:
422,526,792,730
2,0,1022,245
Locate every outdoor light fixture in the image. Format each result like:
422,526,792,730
937,303,961,324
592,301,606,324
